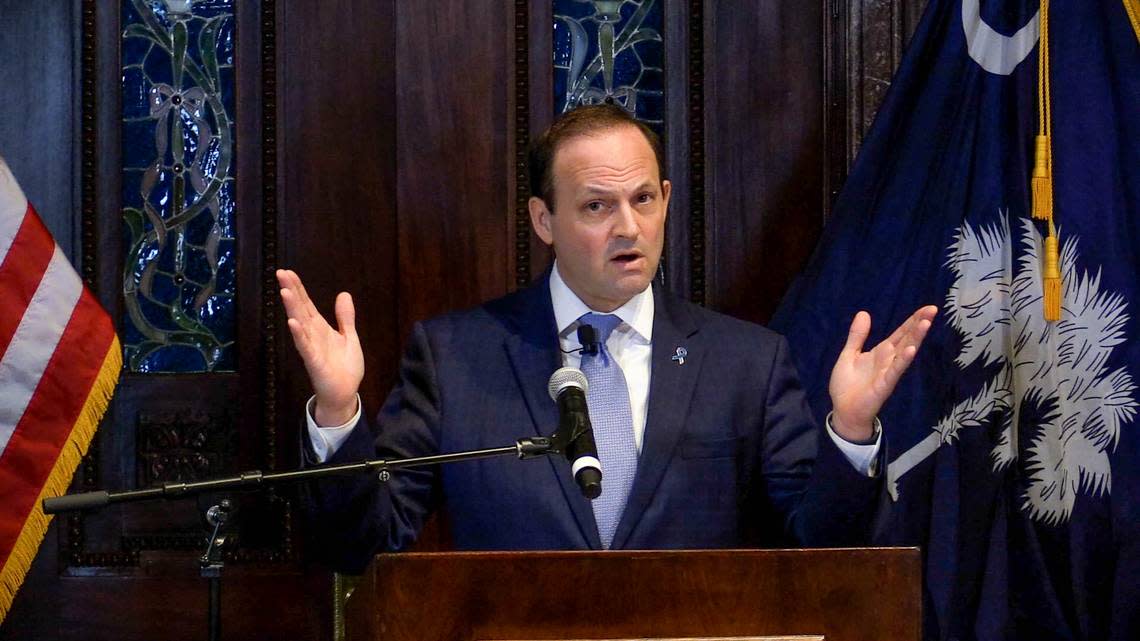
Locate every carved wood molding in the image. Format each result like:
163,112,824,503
259,0,291,566
687,0,706,306
68,0,102,569
514,0,531,289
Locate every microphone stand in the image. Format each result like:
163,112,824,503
42,433,570,641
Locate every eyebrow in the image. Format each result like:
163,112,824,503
577,182,657,196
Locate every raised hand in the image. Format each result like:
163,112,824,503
828,305,938,442
276,269,364,426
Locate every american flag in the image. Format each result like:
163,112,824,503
0,157,120,620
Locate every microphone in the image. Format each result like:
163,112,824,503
577,324,599,356
547,367,602,499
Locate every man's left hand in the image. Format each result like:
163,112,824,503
828,305,938,442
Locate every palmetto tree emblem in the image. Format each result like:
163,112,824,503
887,213,1137,524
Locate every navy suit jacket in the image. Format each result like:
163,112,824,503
304,276,883,572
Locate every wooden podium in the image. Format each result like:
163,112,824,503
344,548,921,641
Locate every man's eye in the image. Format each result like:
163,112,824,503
586,201,605,212
637,193,653,204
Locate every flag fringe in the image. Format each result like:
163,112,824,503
1125,0,1140,44
0,336,121,622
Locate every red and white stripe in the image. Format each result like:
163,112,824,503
0,157,117,570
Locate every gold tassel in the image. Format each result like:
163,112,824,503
1125,0,1140,46
1035,0,1061,321
1043,233,1062,321
1031,134,1053,220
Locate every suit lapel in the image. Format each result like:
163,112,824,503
610,289,702,549
502,277,602,549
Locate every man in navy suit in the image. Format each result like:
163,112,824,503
277,105,937,572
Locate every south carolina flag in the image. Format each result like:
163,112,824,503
773,1,1140,638
0,157,120,620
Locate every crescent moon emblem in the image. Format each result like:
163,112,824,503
962,0,1040,75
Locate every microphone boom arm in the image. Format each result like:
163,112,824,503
43,436,559,515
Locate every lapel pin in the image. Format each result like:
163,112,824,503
671,347,688,366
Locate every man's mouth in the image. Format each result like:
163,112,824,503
610,251,644,265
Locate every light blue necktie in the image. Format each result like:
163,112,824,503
578,312,637,549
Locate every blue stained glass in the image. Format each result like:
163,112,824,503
553,72,569,112
216,21,235,66
123,1,144,27
156,238,177,273
215,181,235,236
553,22,575,68
217,67,236,116
553,0,665,131
123,67,151,118
122,169,146,210
142,45,174,88
122,35,151,65
200,136,222,177
180,282,204,308
179,110,201,161
214,242,236,289
184,252,212,284
148,272,179,305
121,0,236,373
140,294,180,331
184,205,213,243
122,120,158,168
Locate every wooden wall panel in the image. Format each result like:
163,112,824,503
277,0,400,420
523,0,555,285
703,1,827,324
394,0,515,340
662,0,699,303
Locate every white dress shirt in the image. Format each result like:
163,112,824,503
306,261,881,475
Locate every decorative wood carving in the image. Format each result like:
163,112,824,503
136,409,234,486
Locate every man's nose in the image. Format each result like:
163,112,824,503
611,202,639,239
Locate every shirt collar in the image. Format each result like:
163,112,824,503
550,261,654,342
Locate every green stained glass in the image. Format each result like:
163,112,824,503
554,0,664,129
121,0,236,373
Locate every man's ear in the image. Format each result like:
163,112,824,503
528,196,554,246
661,179,672,221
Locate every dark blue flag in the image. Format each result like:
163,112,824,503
771,1,1140,639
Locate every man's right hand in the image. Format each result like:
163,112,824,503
276,269,364,426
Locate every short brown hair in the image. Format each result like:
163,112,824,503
527,104,665,208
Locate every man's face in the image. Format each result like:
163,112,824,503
529,125,671,312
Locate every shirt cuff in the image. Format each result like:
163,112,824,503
305,394,362,463
825,412,882,478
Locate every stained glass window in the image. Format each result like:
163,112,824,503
121,0,236,372
553,0,664,130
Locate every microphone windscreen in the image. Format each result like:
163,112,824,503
547,367,588,401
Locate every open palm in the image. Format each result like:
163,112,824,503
828,306,938,441
276,269,364,426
